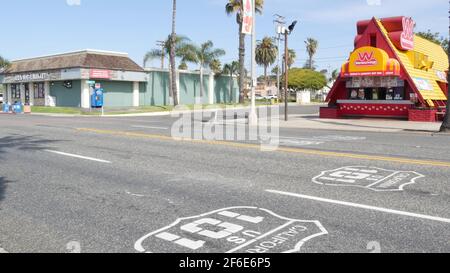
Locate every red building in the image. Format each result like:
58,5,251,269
322,16,448,122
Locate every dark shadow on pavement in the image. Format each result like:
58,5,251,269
0,177,12,203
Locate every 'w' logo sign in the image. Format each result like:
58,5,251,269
355,52,377,66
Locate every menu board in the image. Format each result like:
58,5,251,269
346,77,404,88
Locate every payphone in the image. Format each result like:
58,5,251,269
91,87,104,108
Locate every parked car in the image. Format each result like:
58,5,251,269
265,95,278,100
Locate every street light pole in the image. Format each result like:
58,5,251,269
283,20,298,122
249,0,258,126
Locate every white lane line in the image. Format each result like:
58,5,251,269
44,150,112,164
266,190,450,224
131,125,169,130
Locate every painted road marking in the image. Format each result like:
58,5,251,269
134,207,327,253
131,125,169,130
0,248,8,253
76,128,450,168
313,166,425,192
266,190,450,224
44,150,112,164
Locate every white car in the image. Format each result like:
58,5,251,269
265,95,278,100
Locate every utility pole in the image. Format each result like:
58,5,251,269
282,21,298,122
274,14,286,102
284,30,289,121
156,40,166,70
249,0,258,126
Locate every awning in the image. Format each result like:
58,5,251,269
341,46,401,77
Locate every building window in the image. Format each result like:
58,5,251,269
11,84,21,99
370,34,377,47
34,82,45,99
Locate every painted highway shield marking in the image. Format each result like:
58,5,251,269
134,207,327,253
313,166,424,192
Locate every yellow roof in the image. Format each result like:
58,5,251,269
376,19,448,101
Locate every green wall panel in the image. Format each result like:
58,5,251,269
97,81,133,107
50,80,81,107
140,71,169,106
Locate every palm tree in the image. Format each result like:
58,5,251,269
209,59,223,74
144,49,165,69
305,38,319,70
170,0,178,105
256,37,278,85
223,61,239,102
225,0,264,104
190,41,226,103
283,49,296,70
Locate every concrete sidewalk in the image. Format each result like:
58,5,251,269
279,114,442,133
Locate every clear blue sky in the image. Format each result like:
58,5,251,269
0,0,447,76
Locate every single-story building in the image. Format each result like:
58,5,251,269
322,16,448,122
0,49,238,108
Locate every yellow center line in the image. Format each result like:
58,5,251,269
76,128,450,168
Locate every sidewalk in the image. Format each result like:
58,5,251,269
279,114,442,133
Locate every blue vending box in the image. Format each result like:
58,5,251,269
91,88,104,108
3,102,11,113
13,102,23,114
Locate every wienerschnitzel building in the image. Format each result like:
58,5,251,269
321,16,448,122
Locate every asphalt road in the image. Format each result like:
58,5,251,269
0,105,449,253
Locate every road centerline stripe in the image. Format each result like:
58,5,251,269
75,128,450,168
44,150,112,164
266,189,450,224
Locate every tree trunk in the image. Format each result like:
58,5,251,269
229,72,233,103
170,0,178,106
199,65,204,104
238,20,245,103
264,65,268,85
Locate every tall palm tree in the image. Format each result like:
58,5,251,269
190,41,226,103
225,0,264,104
143,49,165,69
170,0,178,106
223,61,239,102
209,59,223,74
305,38,319,70
283,49,296,70
255,37,278,85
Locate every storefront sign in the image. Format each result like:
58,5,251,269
342,47,401,77
3,71,62,83
242,0,253,35
90,69,111,79
13,73,49,82
413,77,434,91
436,70,447,82
381,16,415,51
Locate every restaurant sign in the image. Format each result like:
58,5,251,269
242,0,253,35
381,17,415,51
90,69,111,79
343,47,401,77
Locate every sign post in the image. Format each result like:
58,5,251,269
243,0,258,126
